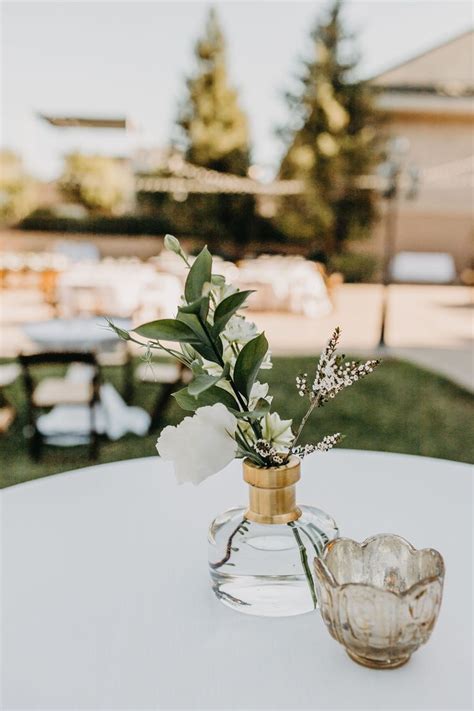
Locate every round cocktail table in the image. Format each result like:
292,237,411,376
1,450,472,709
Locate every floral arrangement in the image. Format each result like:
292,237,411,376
110,236,379,484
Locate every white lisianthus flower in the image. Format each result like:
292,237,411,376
260,350,273,370
201,351,236,377
223,316,258,345
201,361,224,378
249,381,272,408
262,412,294,451
157,404,238,485
213,282,239,303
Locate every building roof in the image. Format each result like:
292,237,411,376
39,114,128,129
373,29,474,96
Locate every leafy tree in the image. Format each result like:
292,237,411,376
59,153,133,215
0,150,38,224
277,0,384,255
176,8,254,253
177,8,250,176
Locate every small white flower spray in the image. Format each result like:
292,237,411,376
288,327,379,460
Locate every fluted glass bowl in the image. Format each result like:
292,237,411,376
314,534,445,669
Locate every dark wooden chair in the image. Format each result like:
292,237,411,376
135,359,189,433
96,342,134,403
19,351,101,461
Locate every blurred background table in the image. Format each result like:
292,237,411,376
22,317,131,352
1,450,471,709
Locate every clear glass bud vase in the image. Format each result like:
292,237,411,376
208,456,339,617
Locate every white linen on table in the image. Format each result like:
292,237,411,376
57,262,161,317
56,255,331,319
237,256,332,316
23,317,131,350
133,272,182,321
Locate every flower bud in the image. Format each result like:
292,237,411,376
106,318,131,341
164,234,182,255
114,326,131,341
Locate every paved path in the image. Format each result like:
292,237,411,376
250,285,473,390
1,285,472,390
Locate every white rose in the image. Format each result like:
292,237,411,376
262,412,294,451
156,404,238,485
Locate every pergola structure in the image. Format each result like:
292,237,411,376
134,151,305,197
38,114,305,197
38,113,397,198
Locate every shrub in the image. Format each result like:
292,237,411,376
329,252,379,283
0,150,38,224
19,210,172,235
59,154,134,215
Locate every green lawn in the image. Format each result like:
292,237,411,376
1,356,472,489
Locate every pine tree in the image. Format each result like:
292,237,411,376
177,8,250,177
278,0,383,256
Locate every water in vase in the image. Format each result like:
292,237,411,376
208,504,339,617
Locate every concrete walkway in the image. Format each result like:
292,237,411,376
1,284,472,391
252,285,473,391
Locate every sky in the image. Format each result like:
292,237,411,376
1,0,472,179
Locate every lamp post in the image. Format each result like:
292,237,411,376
378,137,417,348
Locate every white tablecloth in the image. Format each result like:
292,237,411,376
237,256,332,317
23,317,131,351
57,263,181,318
1,451,472,709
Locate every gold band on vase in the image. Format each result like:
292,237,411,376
243,455,302,524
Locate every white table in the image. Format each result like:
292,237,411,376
23,317,131,351
57,262,174,318
1,451,472,710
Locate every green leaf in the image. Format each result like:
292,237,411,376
234,429,263,465
233,332,269,400
190,359,205,376
232,399,271,420
188,341,217,364
211,290,254,337
176,311,206,339
134,319,200,343
179,295,210,322
187,373,223,397
176,311,220,363
184,246,212,303
173,384,237,412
